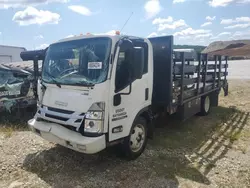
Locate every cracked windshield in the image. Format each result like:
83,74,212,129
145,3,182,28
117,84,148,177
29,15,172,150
42,37,112,86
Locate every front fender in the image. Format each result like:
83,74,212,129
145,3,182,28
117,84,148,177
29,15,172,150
131,105,154,139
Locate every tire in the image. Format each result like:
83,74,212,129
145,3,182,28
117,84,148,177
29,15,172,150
198,95,211,116
120,116,148,160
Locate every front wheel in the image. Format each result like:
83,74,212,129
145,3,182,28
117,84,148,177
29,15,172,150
120,117,148,160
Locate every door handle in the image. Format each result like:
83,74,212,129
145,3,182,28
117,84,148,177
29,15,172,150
145,88,149,101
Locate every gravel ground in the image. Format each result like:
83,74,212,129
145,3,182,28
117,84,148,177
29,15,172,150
0,79,250,188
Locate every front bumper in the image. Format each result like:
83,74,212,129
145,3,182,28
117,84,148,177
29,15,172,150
28,118,106,154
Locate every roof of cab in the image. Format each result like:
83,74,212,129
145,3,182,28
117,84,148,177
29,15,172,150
53,34,122,45
51,33,147,46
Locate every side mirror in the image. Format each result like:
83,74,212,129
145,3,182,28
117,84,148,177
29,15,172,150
132,47,144,80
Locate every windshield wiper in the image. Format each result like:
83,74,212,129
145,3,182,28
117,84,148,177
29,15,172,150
43,71,61,88
75,81,95,87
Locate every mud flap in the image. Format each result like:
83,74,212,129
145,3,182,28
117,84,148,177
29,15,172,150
210,91,219,107
223,82,229,96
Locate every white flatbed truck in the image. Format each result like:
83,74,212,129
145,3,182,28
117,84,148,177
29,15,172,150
21,33,229,160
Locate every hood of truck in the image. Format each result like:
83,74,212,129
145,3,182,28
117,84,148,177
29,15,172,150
41,81,109,113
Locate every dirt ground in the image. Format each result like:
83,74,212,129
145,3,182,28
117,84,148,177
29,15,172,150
0,79,250,188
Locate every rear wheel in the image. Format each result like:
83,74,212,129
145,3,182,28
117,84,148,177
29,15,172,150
198,95,211,116
120,117,148,160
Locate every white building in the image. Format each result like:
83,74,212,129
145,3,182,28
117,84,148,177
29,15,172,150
0,45,27,63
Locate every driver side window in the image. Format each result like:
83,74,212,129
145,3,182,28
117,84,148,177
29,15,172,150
115,50,131,92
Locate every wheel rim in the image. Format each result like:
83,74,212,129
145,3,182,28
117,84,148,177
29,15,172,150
129,124,146,153
204,96,210,112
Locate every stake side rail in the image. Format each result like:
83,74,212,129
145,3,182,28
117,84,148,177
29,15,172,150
172,52,229,106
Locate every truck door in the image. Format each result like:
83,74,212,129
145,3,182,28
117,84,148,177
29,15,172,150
108,40,151,142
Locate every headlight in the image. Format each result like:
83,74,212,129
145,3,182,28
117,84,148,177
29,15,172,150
84,102,105,134
85,111,103,120
84,119,103,133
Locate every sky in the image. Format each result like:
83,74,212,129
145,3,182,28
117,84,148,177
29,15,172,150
0,0,250,50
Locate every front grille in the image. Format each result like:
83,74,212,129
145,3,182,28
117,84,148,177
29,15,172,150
60,124,77,132
47,106,74,114
45,113,69,121
75,119,82,123
37,105,85,133
38,118,77,132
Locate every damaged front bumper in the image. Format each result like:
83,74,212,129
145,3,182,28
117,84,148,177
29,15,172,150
28,118,106,154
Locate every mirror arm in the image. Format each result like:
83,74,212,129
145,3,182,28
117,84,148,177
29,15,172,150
119,83,132,96
113,83,132,106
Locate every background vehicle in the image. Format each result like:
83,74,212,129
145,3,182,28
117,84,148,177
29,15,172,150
21,34,229,160
0,60,41,112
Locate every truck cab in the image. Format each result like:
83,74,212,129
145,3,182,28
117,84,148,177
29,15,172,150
28,33,154,159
